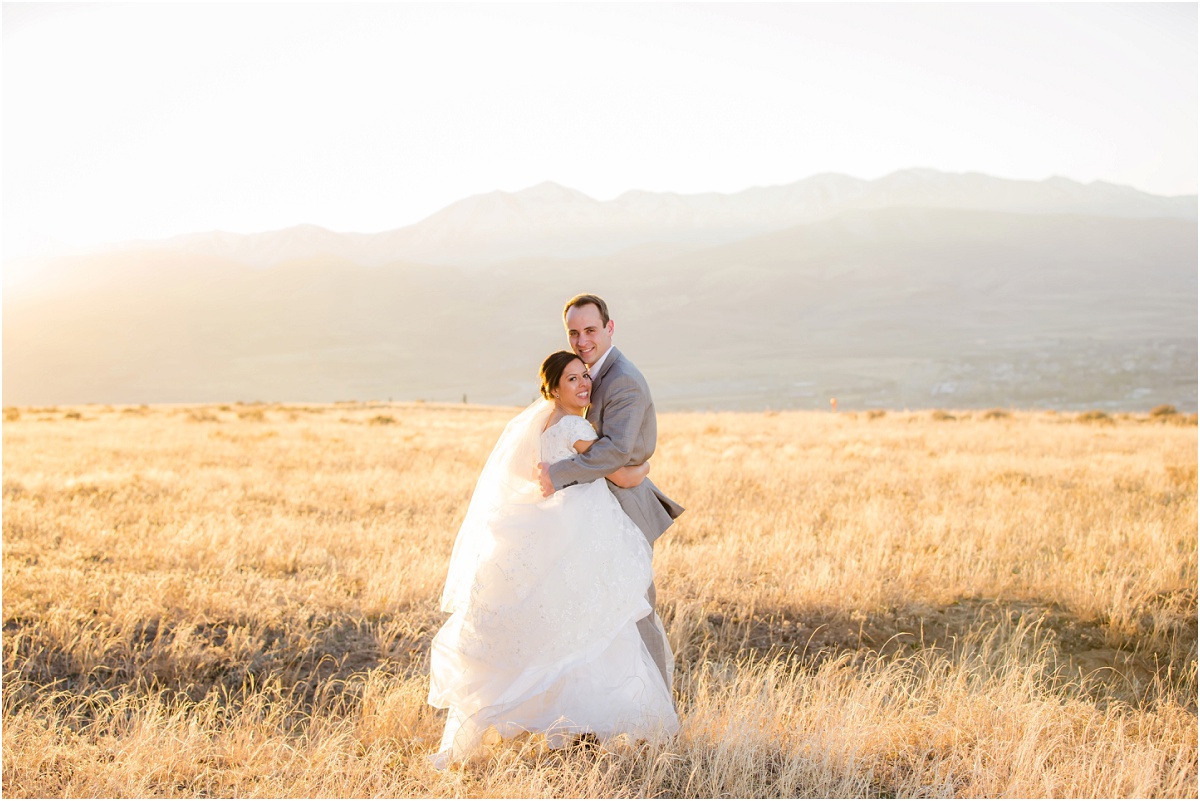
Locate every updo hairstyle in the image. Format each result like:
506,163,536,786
539,350,581,401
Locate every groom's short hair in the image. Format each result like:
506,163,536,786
563,293,610,325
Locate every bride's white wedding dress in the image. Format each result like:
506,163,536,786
428,401,678,768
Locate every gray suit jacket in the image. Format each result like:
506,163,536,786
547,347,684,545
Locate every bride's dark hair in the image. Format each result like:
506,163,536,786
539,351,582,400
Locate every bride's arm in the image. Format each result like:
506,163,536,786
608,460,650,488
573,439,648,488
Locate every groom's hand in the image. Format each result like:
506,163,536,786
537,462,555,498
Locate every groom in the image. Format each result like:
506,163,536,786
538,293,684,690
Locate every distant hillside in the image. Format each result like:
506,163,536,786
5,198,1195,411
96,169,1199,269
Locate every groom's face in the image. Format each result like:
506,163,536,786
565,303,614,368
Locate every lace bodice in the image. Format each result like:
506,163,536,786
540,415,597,462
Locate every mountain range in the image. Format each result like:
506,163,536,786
5,169,1196,411
151,169,1197,269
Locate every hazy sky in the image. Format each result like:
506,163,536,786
3,2,1196,262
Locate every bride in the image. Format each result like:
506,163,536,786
427,351,679,768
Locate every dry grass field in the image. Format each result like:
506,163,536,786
2,401,1196,797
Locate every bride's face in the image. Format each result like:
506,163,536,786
555,358,593,413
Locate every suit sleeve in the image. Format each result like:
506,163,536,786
547,373,646,490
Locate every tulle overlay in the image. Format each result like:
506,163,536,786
428,402,678,768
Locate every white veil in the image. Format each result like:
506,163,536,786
440,399,554,613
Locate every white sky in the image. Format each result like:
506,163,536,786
3,2,1196,262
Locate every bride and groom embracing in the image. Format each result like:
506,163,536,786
427,293,685,767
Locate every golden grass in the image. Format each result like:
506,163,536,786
3,402,1196,797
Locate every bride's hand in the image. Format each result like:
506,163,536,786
536,462,555,497
607,461,650,489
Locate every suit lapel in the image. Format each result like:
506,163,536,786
592,347,620,386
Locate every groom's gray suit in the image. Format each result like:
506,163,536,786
546,347,684,687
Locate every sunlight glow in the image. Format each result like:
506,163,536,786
3,3,1195,263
